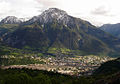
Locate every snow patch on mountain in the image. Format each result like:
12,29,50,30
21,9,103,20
28,8,72,25
0,16,22,24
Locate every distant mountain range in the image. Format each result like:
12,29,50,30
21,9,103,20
100,23,120,38
0,8,120,56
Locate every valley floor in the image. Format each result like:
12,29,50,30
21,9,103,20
0,55,114,76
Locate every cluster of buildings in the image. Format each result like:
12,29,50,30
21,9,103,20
1,54,114,76
43,55,113,76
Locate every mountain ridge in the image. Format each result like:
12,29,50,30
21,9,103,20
1,8,120,56
0,16,23,24
100,23,120,38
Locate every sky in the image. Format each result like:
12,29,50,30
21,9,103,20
0,0,120,26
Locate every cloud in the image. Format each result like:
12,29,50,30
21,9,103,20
91,6,110,16
34,0,63,14
0,0,60,20
0,1,11,19
35,0,58,8
0,0,120,26
0,0,41,19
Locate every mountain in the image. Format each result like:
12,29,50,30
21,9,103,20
0,24,19,37
2,8,120,55
0,16,22,24
25,8,72,25
94,58,120,75
100,23,120,38
0,16,21,40
93,58,120,84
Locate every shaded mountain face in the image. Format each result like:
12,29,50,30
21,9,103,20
0,24,19,36
3,8,120,54
93,58,120,75
93,58,120,84
0,16,22,24
0,16,21,40
100,23,120,38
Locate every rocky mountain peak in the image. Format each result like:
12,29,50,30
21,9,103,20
0,16,22,24
41,8,68,17
28,8,70,24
